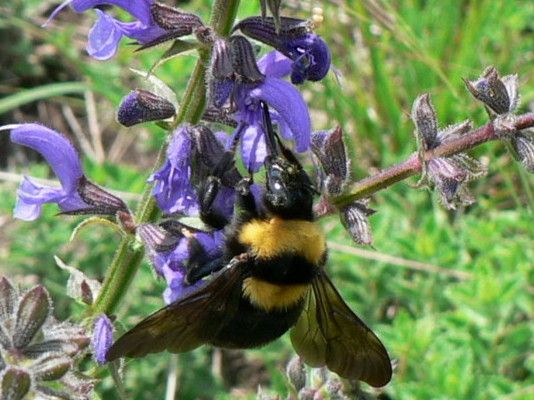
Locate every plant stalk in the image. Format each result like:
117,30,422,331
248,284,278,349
89,0,241,317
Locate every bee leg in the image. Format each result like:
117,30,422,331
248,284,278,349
184,235,225,284
197,150,238,230
234,175,262,221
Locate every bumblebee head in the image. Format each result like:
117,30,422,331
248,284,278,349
263,155,316,221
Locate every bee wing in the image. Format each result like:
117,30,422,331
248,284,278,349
290,270,392,387
106,261,245,361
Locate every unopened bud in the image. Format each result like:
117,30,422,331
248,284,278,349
0,277,16,322
14,286,51,348
1,368,31,400
31,355,71,381
117,89,176,127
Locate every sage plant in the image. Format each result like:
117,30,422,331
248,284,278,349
2,0,534,399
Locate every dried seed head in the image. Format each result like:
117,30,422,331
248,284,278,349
311,127,350,197
340,201,376,246
411,94,438,150
286,356,307,392
510,131,534,173
463,66,520,116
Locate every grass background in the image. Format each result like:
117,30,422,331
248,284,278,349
1,0,533,399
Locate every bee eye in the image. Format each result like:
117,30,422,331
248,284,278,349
273,180,283,191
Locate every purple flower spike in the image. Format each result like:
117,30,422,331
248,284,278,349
92,314,113,364
6,124,86,220
50,0,166,60
150,126,200,215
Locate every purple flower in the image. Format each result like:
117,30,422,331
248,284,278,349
92,314,113,364
3,123,128,220
149,126,200,215
235,16,331,84
160,230,224,304
47,0,166,60
208,37,312,171
5,124,86,220
138,224,224,304
231,76,311,171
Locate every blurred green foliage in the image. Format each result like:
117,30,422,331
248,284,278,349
1,0,533,399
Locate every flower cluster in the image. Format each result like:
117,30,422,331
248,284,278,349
0,277,93,399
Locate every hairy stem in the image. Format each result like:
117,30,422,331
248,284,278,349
90,0,241,317
334,113,534,208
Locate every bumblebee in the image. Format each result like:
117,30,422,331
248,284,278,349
106,116,392,387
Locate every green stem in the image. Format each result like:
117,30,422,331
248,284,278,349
90,0,241,317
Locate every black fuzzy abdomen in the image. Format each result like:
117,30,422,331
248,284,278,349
209,296,304,349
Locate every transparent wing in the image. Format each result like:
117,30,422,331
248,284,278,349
290,270,392,387
106,261,245,361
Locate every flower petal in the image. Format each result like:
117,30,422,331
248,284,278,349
240,124,268,172
72,0,152,25
258,50,293,78
10,124,83,191
14,177,86,221
150,127,200,215
86,9,124,60
249,77,311,152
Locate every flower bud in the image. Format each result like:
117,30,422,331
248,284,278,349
31,355,71,381
92,315,114,364
139,223,181,253
14,286,51,348
1,368,31,400
0,277,16,322
117,89,176,127
411,94,438,150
